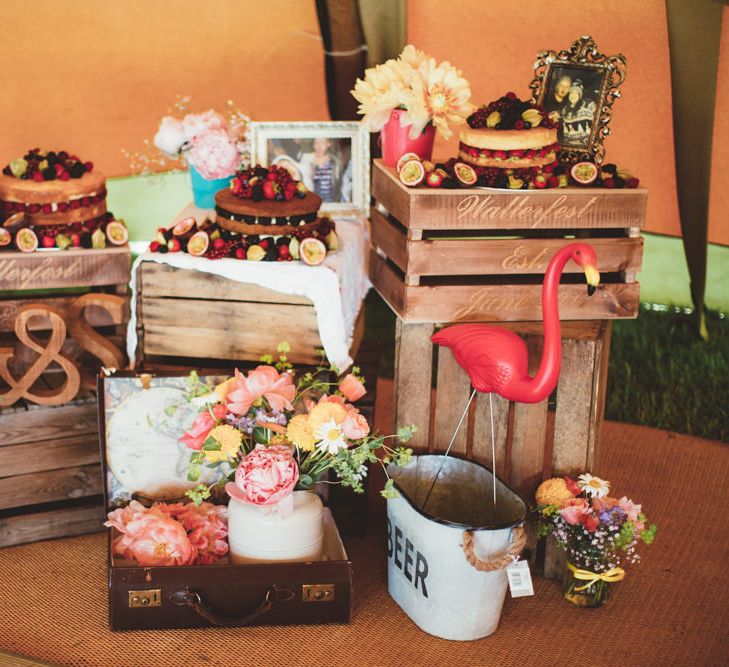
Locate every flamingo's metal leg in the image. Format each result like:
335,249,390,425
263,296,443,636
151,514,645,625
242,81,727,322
489,392,497,505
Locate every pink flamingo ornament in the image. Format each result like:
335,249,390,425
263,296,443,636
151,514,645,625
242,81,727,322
423,243,600,506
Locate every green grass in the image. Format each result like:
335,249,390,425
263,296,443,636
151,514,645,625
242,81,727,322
364,293,729,443
606,307,729,442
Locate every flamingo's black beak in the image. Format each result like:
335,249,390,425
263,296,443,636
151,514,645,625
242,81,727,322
585,264,600,297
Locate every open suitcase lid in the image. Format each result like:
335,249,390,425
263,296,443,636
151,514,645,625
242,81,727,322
98,370,227,511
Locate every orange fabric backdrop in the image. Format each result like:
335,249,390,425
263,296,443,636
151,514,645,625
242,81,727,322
0,0,329,177
408,0,684,239
709,10,729,246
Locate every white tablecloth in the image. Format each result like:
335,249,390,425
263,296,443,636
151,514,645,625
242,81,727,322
127,216,371,371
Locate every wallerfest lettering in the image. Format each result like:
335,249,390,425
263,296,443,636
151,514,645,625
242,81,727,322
456,193,598,227
0,256,84,291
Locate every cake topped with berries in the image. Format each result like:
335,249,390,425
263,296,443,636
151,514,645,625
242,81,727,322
215,164,328,237
459,93,559,169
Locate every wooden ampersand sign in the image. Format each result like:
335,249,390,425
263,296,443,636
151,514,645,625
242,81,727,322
0,304,81,406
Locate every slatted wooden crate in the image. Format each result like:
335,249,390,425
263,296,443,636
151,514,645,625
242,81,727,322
393,318,611,574
136,262,364,367
370,159,646,322
0,247,130,546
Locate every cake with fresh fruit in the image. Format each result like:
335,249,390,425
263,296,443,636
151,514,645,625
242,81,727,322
148,165,337,264
458,93,560,189
0,148,127,252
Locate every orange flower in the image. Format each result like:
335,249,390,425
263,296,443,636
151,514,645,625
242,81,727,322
339,373,366,402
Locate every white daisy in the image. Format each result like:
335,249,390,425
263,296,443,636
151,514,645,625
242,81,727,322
315,418,348,455
577,473,610,498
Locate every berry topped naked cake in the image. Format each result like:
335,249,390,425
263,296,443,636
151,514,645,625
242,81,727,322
0,148,127,252
459,93,561,188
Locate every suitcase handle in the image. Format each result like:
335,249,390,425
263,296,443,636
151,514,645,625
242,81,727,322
170,585,294,626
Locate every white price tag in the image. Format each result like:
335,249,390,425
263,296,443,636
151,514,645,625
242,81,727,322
506,559,534,598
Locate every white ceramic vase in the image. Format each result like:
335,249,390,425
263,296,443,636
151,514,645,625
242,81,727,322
227,490,324,564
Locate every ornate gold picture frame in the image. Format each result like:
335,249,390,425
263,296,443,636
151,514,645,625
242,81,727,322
530,35,627,165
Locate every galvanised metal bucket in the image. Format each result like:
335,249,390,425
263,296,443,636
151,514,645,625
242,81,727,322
387,455,527,641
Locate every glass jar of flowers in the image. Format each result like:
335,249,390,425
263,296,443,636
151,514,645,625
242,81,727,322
535,474,657,607
180,352,414,564
351,44,475,166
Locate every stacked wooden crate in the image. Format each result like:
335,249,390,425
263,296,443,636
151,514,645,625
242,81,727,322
370,159,646,571
0,247,130,546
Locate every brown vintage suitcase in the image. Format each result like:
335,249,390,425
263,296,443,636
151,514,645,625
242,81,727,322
98,370,353,631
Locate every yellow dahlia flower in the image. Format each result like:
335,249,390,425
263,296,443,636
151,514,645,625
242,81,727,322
308,401,347,432
203,424,242,463
400,58,475,140
287,414,316,452
535,477,575,506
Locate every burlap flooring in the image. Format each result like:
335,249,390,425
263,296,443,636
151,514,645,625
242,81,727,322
0,379,727,667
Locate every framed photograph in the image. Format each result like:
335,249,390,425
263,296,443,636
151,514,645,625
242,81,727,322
530,35,627,164
249,121,370,216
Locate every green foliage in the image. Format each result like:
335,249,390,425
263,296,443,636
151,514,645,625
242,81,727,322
186,483,211,506
380,478,399,499
641,523,658,545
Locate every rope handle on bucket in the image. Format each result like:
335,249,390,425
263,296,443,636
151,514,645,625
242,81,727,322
461,525,526,572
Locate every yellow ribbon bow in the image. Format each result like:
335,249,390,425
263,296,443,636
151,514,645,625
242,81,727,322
567,562,625,591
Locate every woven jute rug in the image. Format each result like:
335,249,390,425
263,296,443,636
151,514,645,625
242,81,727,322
0,380,727,667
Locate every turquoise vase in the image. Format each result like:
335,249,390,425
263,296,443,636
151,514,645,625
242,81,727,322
189,164,231,209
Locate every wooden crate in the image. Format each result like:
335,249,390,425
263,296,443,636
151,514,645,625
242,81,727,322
393,318,611,574
0,247,130,546
371,159,646,322
137,261,364,367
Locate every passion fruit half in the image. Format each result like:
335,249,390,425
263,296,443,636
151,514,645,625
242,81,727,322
453,162,477,187
105,221,129,246
3,212,27,233
325,230,339,251
0,228,11,248
173,216,197,238
571,161,598,186
398,159,425,187
187,230,210,257
299,237,327,266
289,237,300,260
15,228,38,253
396,152,421,174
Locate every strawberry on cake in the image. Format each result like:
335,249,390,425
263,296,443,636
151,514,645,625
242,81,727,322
459,93,561,188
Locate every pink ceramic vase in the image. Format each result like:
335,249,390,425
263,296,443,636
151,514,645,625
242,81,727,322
379,109,436,167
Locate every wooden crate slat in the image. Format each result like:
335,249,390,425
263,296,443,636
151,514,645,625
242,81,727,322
0,463,102,510
0,502,104,548
587,321,612,473
372,160,647,231
471,392,510,477
393,320,434,452
140,262,313,305
0,247,130,291
370,208,409,272
141,296,322,364
0,296,129,333
0,400,97,446
371,250,640,322
1,433,100,478
431,347,471,455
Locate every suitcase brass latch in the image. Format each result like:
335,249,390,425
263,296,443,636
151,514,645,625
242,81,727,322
302,584,335,602
129,589,162,608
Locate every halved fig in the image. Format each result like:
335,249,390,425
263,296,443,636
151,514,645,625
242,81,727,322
299,237,327,266
172,216,196,238
0,228,11,248
187,230,210,256
396,152,421,174
399,159,425,187
105,221,129,246
453,162,477,186
571,161,598,185
15,227,38,253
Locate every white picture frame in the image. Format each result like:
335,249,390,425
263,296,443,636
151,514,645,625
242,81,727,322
249,121,370,216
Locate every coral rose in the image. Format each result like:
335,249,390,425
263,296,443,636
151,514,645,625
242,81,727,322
342,412,370,440
226,366,295,416
559,498,590,525
177,503,229,565
226,444,299,517
180,404,227,450
339,373,366,402
535,477,575,506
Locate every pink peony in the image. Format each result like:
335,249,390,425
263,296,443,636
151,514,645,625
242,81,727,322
123,511,196,566
154,116,187,156
226,366,295,416
104,499,148,533
226,444,299,517
342,411,370,440
339,374,366,402
179,503,229,565
182,110,226,142
180,404,227,450
188,129,240,180
559,497,590,525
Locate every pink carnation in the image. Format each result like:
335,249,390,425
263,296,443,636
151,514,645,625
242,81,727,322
559,497,590,525
339,374,366,402
226,366,295,416
180,404,227,450
226,444,299,517
188,129,240,180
